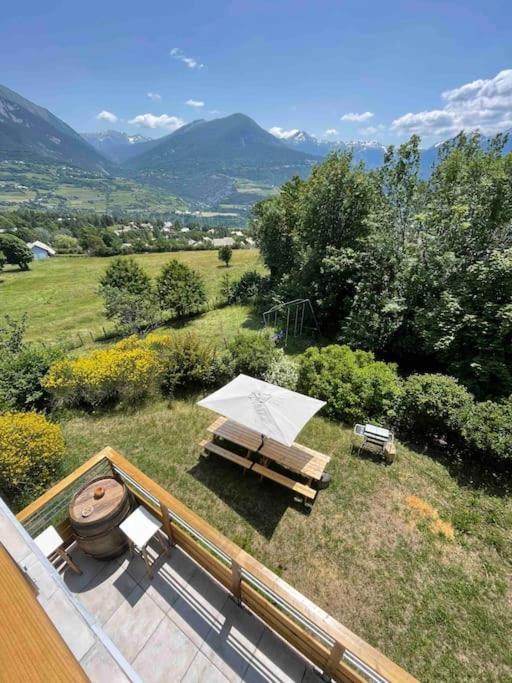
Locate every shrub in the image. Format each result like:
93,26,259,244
0,315,62,411
218,245,232,267
0,345,63,411
297,344,402,424
398,373,473,441
100,256,151,295
102,286,160,335
222,331,280,380
264,350,299,390
143,332,220,397
156,260,207,319
228,270,269,304
0,233,33,270
462,398,512,463
43,342,163,407
0,412,64,503
53,235,81,254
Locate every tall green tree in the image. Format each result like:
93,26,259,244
0,234,33,270
156,260,206,320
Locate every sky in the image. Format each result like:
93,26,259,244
1,0,511,147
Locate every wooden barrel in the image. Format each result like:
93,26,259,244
69,476,132,560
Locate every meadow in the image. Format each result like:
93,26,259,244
0,249,263,344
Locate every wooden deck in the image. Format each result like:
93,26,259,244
17,447,418,683
207,416,330,481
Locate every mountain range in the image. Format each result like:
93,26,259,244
81,130,155,163
0,83,511,217
0,84,109,172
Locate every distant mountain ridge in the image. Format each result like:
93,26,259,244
0,84,109,172
1,83,511,214
122,113,319,202
81,130,156,163
278,129,387,168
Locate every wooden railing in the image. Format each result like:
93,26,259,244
17,447,418,683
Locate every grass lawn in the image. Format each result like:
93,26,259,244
0,250,263,344
59,397,511,683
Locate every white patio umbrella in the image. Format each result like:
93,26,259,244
197,374,325,447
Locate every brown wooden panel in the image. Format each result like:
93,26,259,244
0,544,88,682
251,463,316,499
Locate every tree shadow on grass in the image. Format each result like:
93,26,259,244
240,308,265,332
401,439,512,498
188,454,304,540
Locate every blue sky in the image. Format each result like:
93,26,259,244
1,0,511,146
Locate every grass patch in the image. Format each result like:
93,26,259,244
56,397,512,682
0,250,263,344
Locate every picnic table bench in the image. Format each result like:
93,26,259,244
200,417,331,504
207,416,330,482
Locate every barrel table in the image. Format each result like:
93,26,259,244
69,476,132,560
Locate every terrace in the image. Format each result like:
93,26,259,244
10,447,416,683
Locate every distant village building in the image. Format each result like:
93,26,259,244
27,241,56,260
212,237,235,248
180,227,190,233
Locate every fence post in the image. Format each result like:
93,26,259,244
160,502,176,546
230,559,242,604
323,641,345,680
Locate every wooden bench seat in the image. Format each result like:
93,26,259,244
199,439,253,470
252,463,317,500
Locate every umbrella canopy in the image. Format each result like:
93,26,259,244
197,374,326,447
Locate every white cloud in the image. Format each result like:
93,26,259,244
269,126,300,139
359,124,385,136
392,69,512,137
186,99,205,108
341,111,374,122
324,128,339,137
96,110,118,123
128,113,185,131
170,47,204,70
147,92,161,101
209,109,221,115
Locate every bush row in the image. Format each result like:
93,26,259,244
43,332,512,464
4,332,508,508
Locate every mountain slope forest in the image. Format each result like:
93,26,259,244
253,132,512,399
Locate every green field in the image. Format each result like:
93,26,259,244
0,250,263,343
0,161,188,214
57,398,512,682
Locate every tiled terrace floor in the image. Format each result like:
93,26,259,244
66,537,324,682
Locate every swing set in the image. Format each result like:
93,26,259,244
263,298,320,346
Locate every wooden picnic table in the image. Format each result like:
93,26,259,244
207,416,330,482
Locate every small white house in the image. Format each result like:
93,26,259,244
212,237,235,248
27,241,56,260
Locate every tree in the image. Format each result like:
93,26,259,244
0,250,6,272
156,260,206,319
53,235,81,254
0,234,33,270
218,245,233,267
100,257,151,295
102,287,159,335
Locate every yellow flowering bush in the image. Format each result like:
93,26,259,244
0,412,64,500
43,342,163,407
